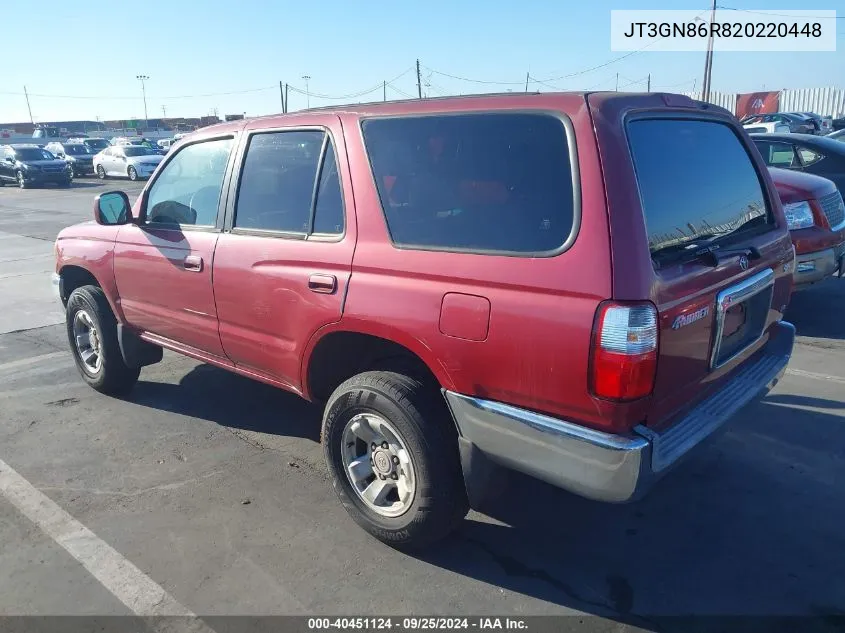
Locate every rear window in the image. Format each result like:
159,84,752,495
362,113,575,255
627,119,771,255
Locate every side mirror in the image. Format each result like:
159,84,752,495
6,157,14,163
94,191,131,226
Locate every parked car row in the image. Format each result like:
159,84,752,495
741,112,833,135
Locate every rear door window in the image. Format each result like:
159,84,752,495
754,141,800,168
627,119,771,256
362,113,576,255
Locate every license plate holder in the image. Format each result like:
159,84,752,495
710,269,775,370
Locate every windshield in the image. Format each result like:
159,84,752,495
15,148,55,161
84,139,110,150
628,119,771,256
123,147,153,157
64,145,90,156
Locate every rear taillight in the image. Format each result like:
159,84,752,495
590,302,658,402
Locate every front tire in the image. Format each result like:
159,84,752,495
16,171,27,189
127,166,138,181
65,285,140,396
323,371,468,549
97,165,106,179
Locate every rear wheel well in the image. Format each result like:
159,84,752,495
307,332,441,403
59,265,100,306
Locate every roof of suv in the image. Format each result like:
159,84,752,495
194,91,718,139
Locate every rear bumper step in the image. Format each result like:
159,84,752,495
444,320,795,504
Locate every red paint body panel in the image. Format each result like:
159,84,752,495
113,225,225,358
769,167,845,255
54,222,124,320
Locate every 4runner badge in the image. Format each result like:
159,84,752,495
672,306,710,330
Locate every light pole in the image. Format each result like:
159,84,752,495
136,75,149,130
302,75,311,108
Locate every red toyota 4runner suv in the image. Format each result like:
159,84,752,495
768,167,845,289
53,93,796,548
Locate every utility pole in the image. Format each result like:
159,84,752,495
285,83,289,113
383,81,386,102
615,73,619,91
23,85,34,124
161,105,167,118
136,75,149,130
525,71,530,93
280,81,285,113
416,59,422,99
701,0,717,102
302,75,311,109
647,73,651,92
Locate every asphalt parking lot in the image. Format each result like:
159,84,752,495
1,180,844,628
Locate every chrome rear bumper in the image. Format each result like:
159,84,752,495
444,320,795,504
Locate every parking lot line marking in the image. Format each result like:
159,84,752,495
0,456,214,626
786,368,845,385
0,351,68,373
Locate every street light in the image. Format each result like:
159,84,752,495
136,75,149,130
302,75,311,108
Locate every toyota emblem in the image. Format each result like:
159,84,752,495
739,255,749,271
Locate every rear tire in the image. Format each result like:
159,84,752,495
97,165,106,179
65,285,140,396
322,371,468,550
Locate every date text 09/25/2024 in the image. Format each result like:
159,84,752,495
307,618,528,630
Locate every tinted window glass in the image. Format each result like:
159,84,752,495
628,119,770,254
362,113,574,254
312,142,344,234
799,147,823,165
235,131,324,232
146,138,233,226
754,141,798,168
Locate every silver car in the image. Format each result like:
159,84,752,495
93,145,163,181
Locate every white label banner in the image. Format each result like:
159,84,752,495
610,9,837,52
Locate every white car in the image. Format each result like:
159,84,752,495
94,145,163,181
742,120,790,134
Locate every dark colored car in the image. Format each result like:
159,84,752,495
44,142,96,177
0,144,73,188
53,92,796,548
741,113,815,135
769,167,845,288
832,117,845,131
751,133,845,200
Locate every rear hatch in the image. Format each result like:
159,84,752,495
588,93,794,429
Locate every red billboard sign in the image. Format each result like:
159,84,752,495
735,91,780,119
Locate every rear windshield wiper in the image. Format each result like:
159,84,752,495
652,234,761,268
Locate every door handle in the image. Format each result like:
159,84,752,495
308,273,337,294
183,255,203,272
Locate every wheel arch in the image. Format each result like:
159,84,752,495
58,261,125,322
301,322,456,403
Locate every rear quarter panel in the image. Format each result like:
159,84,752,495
324,96,641,433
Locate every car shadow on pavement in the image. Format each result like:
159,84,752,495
786,278,845,340
416,398,845,629
129,364,321,442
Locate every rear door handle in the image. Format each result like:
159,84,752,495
308,273,337,294
183,255,203,272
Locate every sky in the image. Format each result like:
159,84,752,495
0,0,842,124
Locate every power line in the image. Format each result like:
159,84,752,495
716,5,844,19
387,83,414,99
422,7,712,88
